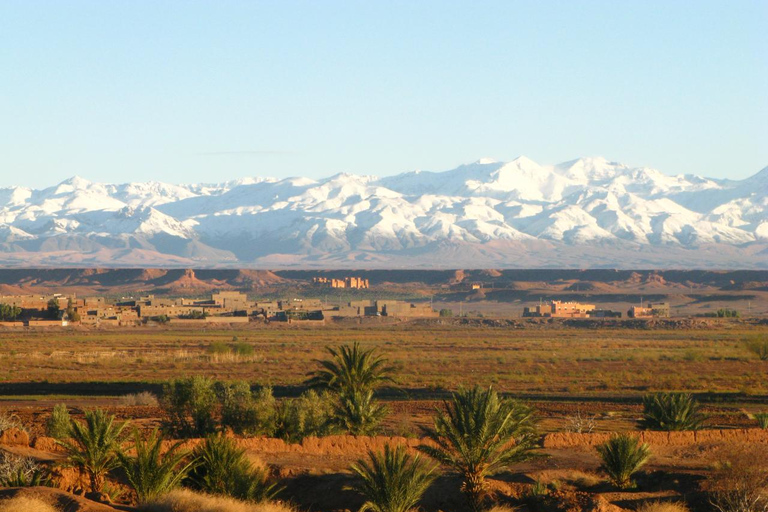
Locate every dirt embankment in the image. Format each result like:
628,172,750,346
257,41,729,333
542,428,768,448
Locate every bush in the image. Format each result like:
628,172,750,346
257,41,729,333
162,376,218,437
439,309,453,317
0,452,51,487
207,342,230,355
57,408,128,493
640,392,706,431
276,389,338,442
755,412,768,429
233,343,255,357
120,392,159,407
596,434,651,489
187,435,280,503
350,444,438,512
0,410,26,434
705,445,768,512
745,336,768,361
139,488,295,512
220,382,277,436
46,404,71,439
636,502,690,512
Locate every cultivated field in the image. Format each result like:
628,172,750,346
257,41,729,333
1,322,766,398
2,320,768,512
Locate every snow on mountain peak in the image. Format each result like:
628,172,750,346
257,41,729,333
0,157,765,267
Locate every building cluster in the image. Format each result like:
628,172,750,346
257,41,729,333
311,276,369,289
523,300,670,319
0,291,437,327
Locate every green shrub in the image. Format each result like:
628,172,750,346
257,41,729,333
118,428,195,504
233,342,255,357
350,444,438,512
46,403,71,439
57,408,128,493
162,376,218,437
745,336,768,361
207,341,230,355
754,412,768,429
596,434,651,489
187,434,280,502
640,392,706,431
276,390,338,442
220,382,277,436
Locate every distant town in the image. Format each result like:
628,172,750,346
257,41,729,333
0,274,753,328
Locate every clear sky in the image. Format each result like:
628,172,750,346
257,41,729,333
1,0,766,188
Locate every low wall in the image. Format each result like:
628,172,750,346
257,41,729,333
542,428,768,448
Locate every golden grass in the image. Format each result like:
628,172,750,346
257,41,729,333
0,325,766,397
0,496,59,512
140,489,294,512
636,501,690,512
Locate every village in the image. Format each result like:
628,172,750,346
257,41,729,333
0,288,440,327
0,289,676,328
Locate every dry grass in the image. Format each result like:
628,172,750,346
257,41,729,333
0,325,766,398
486,506,519,512
636,501,690,512
561,470,603,489
140,489,294,512
0,495,59,512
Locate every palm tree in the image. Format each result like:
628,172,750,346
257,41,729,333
335,389,388,436
117,428,196,504
351,444,438,512
417,386,538,512
641,392,706,431
596,434,651,489
306,342,394,394
57,408,128,494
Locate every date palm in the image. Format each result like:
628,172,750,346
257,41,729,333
335,389,388,436
57,408,128,494
641,392,706,431
597,434,651,489
118,428,196,503
306,342,394,394
417,386,538,512
351,444,438,512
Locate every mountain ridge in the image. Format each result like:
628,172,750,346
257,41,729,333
0,156,765,269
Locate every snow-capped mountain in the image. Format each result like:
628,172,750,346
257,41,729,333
0,157,766,268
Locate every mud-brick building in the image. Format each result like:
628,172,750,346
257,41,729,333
312,277,370,289
628,302,670,318
523,300,596,318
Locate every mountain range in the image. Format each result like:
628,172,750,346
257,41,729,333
0,157,766,268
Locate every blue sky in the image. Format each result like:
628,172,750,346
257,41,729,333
1,0,766,188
